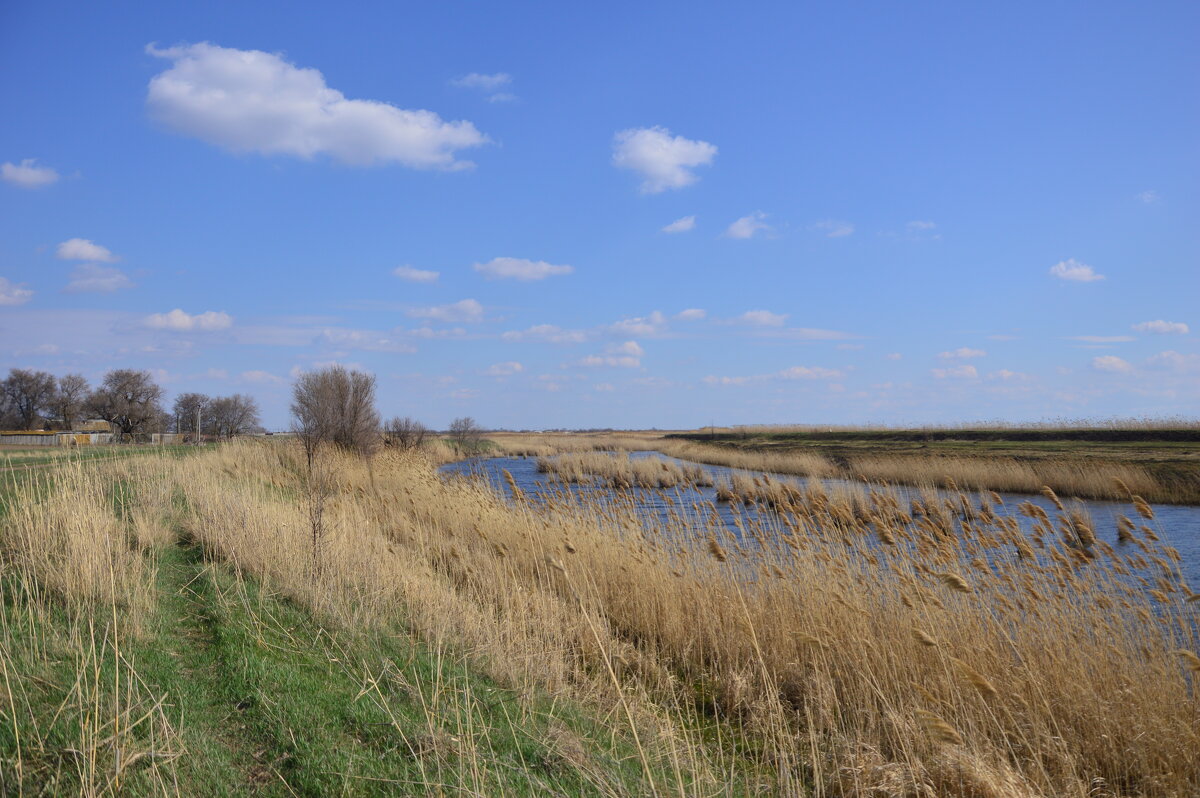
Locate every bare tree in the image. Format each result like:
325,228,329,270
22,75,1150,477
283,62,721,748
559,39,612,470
448,416,483,452
208,394,262,438
291,365,381,462
383,416,428,450
87,369,165,439
52,374,90,430
172,392,209,440
2,368,58,430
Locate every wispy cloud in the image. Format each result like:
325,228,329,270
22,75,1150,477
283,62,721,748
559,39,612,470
0,277,33,306
1,158,59,188
704,364,844,385
451,72,511,90
1133,320,1188,335
64,264,133,293
612,126,716,193
931,365,978,379
1135,189,1160,204
484,361,523,376
675,308,706,321
1092,355,1132,373
608,311,667,337
725,212,770,239
1049,258,1104,282
578,341,643,368
813,219,854,238
393,265,439,283
737,309,787,327
407,298,485,323
661,215,696,233
473,257,573,281
938,347,986,359
1068,335,1134,343
501,324,589,344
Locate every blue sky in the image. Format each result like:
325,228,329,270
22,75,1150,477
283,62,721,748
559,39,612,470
1,1,1196,430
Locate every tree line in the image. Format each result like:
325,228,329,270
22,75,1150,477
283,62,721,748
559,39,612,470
0,367,261,439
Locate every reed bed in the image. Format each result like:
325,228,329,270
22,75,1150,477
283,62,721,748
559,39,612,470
4,441,1197,795
537,451,713,489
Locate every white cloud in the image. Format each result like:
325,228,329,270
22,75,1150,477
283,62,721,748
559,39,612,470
608,311,667,337
1133,320,1188,335
593,383,614,392
501,324,589,344
1,158,59,188
931,365,978,379
1068,335,1134,343
1136,190,1160,204
612,126,716,193
407,326,468,339
0,277,33,306
487,92,516,104
886,353,902,360
662,215,696,234
451,72,511,90
144,309,233,331
906,220,936,232
1049,259,1104,282
938,347,986,360
704,364,843,385
725,212,771,239
393,265,439,283
146,42,487,170
240,369,285,384
473,257,573,281
813,219,854,238
320,328,415,352
1147,350,1199,372
676,308,706,321
1091,355,1132,373
56,238,118,262
407,298,484,323
987,370,1031,381
738,309,787,327
579,341,644,369
484,361,523,376
64,264,133,293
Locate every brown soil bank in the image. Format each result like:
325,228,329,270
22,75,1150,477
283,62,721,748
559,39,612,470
664,429,1200,504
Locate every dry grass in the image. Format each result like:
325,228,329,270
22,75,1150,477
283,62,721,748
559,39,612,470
5,440,1197,796
537,451,713,489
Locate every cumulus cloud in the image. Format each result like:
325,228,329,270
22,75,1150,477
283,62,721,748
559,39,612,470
931,365,978,379
608,311,667,337
451,72,511,90
393,265,439,283
938,347,986,360
484,361,523,376
1,158,59,188
725,212,771,239
813,219,854,238
473,257,573,281
1133,320,1188,335
662,215,696,233
144,308,233,331
407,298,484,323
676,308,706,321
612,126,716,193
1091,355,1132,373
0,277,33,306
56,238,118,262
64,264,133,293
738,309,787,327
146,42,488,169
1049,258,1104,282
501,324,589,344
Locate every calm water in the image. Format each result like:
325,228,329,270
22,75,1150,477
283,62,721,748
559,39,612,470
441,451,1200,587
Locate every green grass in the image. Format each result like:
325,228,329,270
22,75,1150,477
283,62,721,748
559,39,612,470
1,447,728,796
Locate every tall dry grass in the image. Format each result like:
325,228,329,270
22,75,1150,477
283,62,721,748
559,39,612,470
538,451,713,489
160,441,1200,795
6,442,1196,795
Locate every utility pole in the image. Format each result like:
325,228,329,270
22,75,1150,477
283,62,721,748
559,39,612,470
196,403,202,446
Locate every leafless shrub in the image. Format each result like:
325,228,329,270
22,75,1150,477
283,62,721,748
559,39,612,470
383,416,428,450
448,416,484,453
290,365,381,464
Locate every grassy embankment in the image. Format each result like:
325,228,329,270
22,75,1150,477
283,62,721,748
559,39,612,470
662,427,1200,504
2,438,1198,796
